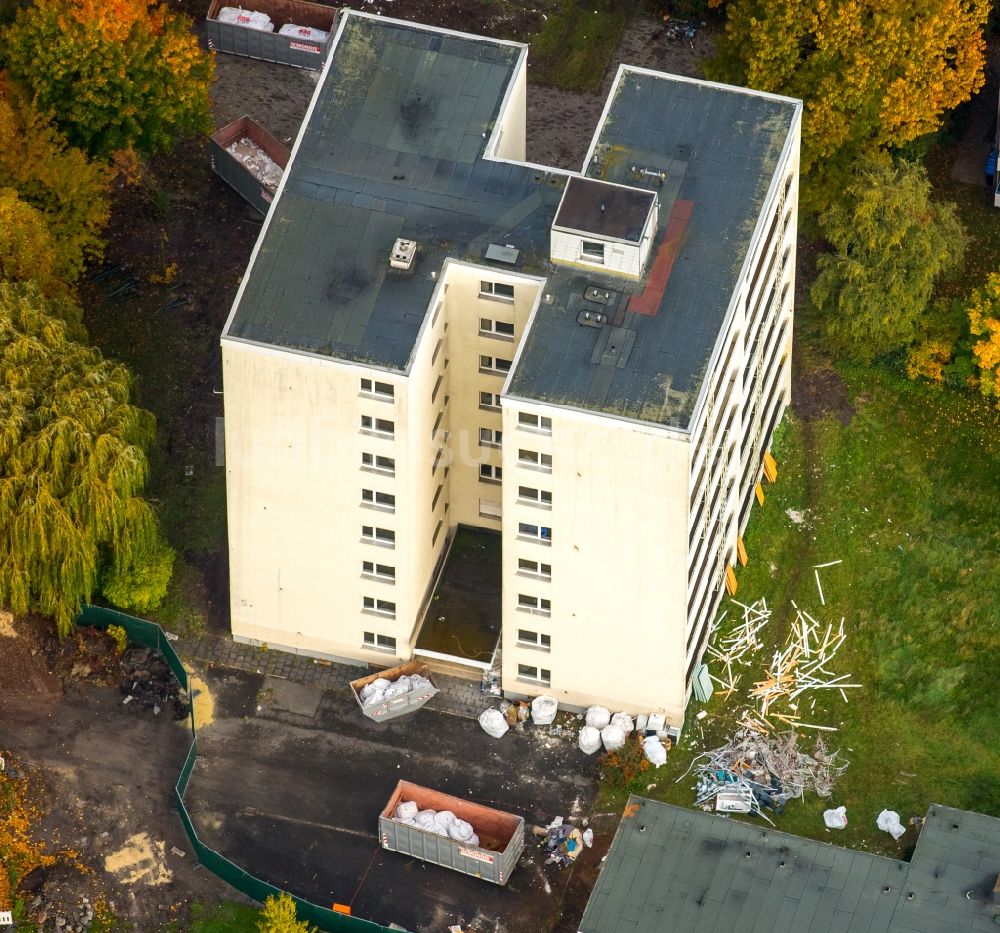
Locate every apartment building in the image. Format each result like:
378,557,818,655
221,11,802,724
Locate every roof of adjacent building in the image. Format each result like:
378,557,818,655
223,12,800,429
578,797,1000,933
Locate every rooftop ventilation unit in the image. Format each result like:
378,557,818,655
389,238,417,271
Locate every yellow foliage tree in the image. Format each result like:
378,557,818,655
1,0,214,158
258,893,316,933
0,84,109,286
709,0,990,215
968,272,1000,406
0,187,63,295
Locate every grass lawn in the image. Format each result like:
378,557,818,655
600,364,1000,856
528,0,634,92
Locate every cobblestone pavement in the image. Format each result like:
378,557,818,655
176,632,495,719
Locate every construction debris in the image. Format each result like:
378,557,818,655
707,594,861,735
679,729,849,820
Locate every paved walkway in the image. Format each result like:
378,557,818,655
176,632,495,720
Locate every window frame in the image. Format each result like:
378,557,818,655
517,663,551,685
361,525,395,548
362,596,396,618
363,631,397,652
517,485,552,508
479,354,512,376
361,452,395,475
361,488,395,512
360,378,394,400
479,427,503,448
361,560,396,582
517,412,552,434
360,415,394,438
479,463,503,484
480,281,515,302
517,558,552,579
517,594,551,616
517,628,551,650
581,240,605,264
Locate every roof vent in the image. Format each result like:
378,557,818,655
577,309,607,328
389,238,417,271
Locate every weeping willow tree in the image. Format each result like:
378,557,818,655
0,281,173,635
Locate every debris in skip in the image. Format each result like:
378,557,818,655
225,137,284,190
678,729,849,822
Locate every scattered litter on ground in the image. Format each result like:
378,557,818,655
823,806,848,829
876,809,907,840
541,816,584,868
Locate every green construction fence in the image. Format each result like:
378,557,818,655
77,606,395,933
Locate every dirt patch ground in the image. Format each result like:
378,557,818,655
0,627,235,928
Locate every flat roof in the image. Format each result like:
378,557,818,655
224,13,801,428
553,177,654,242
579,797,1000,933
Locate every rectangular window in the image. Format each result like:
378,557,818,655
479,463,502,483
479,427,502,448
362,525,395,547
517,558,551,578
518,449,552,471
432,410,444,438
431,337,444,366
479,355,512,375
432,518,443,545
363,596,396,617
581,241,605,264
479,498,502,519
518,522,551,544
432,447,444,474
362,561,395,581
479,391,502,411
431,374,444,404
480,281,515,301
517,664,551,685
361,489,395,511
431,484,443,510
517,629,551,649
363,631,397,652
361,452,395,475
517,412,552,433
360,378,394,399
518,594,551,616
479,318,515,338
360,415,394,437
518,486,552,507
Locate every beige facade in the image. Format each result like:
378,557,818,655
222,12,801,724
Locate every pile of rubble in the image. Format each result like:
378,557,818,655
680,729,849,822
119,647,188,720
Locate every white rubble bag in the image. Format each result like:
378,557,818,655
876,809,906,840
610,712,634,733
479,707,509,738
278,23,329,42
601,724,626,752
447,818,475,842
217,7,274,31
585,705,611,730
413,809,437,830
359,677,391,703
394,800,418,821
577,725,602,755
642,735,667,768
823,806,848,829
530,695,558,725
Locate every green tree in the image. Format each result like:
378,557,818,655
810,159,966,362
258,893,315,933
709,0,989,215
0,281,172,636
1,0,214,159
0,85,109,286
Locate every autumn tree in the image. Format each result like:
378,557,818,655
709,0,990,215
1,0,214,159
0,187,63,295
968,272,1000,406
810,160,965,362
0,84,109,285
258,893,315,933
0,281,174,636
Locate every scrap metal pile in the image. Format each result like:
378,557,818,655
680,729,849,822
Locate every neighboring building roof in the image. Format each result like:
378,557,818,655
223,12,801,429
579,797,1000,933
